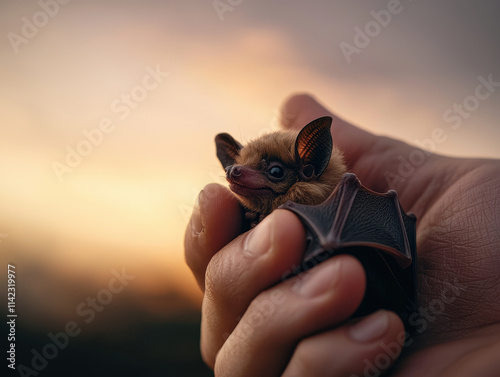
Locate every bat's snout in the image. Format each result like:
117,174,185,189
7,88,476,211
225,164,273,197
225,165,242,179
225,165,269,192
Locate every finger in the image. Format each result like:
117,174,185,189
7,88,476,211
440,338,500,377
282,310,405,377
213,255,367,377
184,183,243,291
201,209,306,368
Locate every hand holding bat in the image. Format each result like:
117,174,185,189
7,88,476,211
185,94,500,377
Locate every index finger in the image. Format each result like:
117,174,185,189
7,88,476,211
184,183,243,291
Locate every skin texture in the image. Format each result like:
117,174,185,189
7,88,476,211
184,94,500,376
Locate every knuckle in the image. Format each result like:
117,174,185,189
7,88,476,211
285,92,315,106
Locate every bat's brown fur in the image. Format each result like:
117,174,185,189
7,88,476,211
233,130,347,218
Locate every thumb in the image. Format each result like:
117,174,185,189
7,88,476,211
279,93,425,194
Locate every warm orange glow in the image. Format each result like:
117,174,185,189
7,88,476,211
1,2,499,326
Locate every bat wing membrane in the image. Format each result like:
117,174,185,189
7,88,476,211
280,173,418,331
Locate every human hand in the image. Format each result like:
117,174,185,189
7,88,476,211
278,94,500,376
185,94,500,376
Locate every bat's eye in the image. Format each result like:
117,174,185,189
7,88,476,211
269,166,284,179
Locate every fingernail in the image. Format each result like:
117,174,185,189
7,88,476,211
243,214,272,257
190,190,204,235
349,310,389,343
298,259,342,297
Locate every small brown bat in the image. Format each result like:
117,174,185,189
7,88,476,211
215,116,418,331
215,116,346,223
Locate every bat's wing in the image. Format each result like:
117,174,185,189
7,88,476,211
280,173,417,330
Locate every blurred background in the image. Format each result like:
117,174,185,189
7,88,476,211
1,0,499,376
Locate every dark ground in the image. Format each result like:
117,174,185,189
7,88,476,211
4,314,214,377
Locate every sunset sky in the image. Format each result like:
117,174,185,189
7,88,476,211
1,0,499,327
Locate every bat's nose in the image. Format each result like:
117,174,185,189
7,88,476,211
225,165,242,178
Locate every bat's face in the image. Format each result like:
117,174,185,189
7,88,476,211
222,132,300,211
215,116,344,216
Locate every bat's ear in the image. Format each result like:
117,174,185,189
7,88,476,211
295,116,333,180
215,133,243,168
